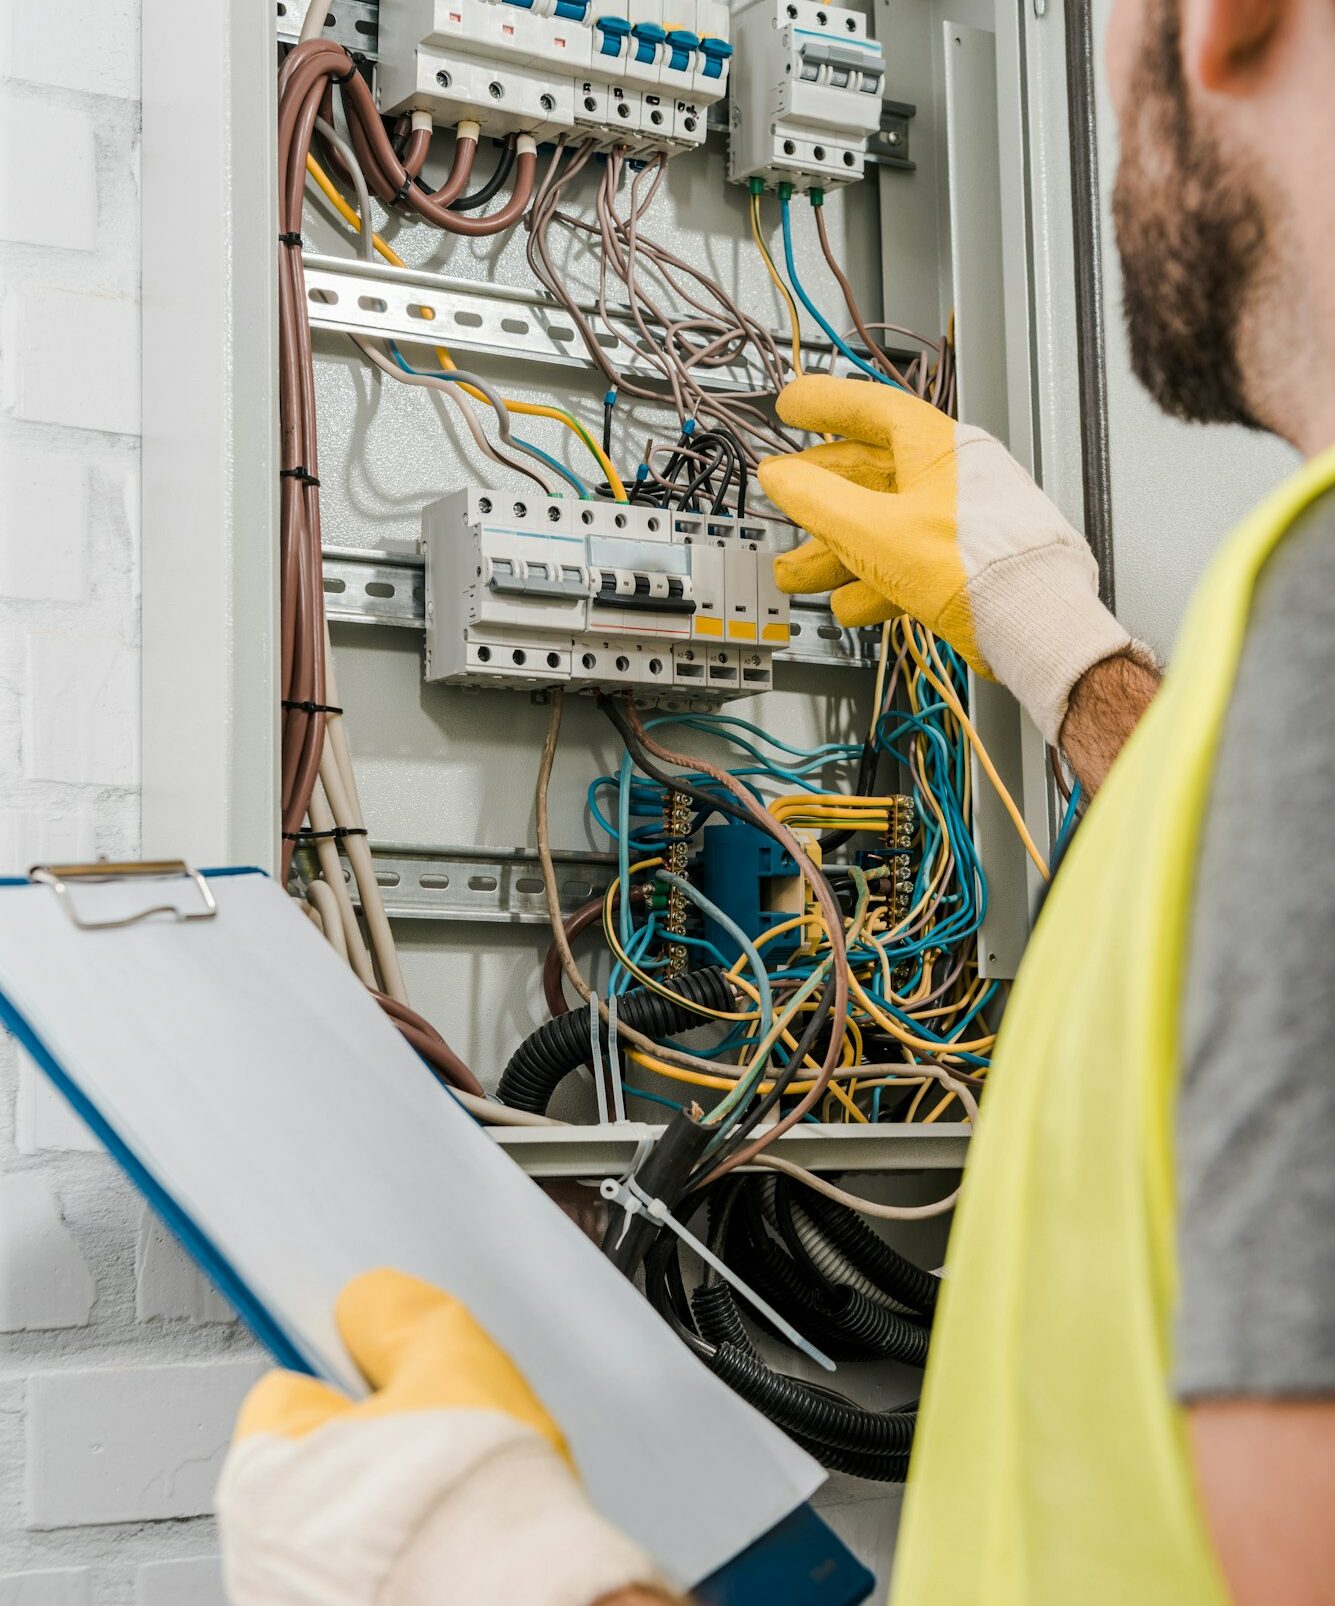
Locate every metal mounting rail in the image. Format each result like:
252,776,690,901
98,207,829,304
302,252,872,391
290,839,616,924
495,1120,969,1178
322,545,878,670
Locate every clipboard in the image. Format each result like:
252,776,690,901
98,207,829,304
0,862,872,1606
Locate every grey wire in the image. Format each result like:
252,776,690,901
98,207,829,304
315,117,375,264
350,335,554,492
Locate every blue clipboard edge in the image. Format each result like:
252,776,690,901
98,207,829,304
697,1505,875,1606
0,866,317,1378
0,866,874,1602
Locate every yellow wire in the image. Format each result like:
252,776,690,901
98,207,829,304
750,191,803,378
305,155,629,501
903,623,1050,880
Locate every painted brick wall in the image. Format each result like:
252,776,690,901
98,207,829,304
0,3,259,1598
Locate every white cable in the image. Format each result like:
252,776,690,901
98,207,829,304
754,1154,960,1222
452,1090,561,1127
307,779,378,987
305,876,350,962
298,0,333,42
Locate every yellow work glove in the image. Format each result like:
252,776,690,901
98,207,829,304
758,376,1137,743
218,1269,666,1606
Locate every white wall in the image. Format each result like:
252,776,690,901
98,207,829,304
0,3,258,1598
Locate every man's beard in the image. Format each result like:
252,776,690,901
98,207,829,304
1111,0,1268,429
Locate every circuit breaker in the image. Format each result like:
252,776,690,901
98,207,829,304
727,0,885,189
380,0,732,152
423,489,791,698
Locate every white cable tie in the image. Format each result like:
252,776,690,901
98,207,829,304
598,1174,836,1372
607,1134,657,1251
606,992,626,1123
590,992,610,1124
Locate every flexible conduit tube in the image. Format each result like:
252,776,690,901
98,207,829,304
803,1189,941,1316
790,1199,918,1315
708,1345,916,1462
497,966,735,1114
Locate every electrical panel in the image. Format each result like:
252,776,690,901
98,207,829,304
423,488,792,698
380,0,732,152
727,0,885,190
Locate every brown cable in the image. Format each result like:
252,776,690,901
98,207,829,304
812,204,914,389
544,897,610,1018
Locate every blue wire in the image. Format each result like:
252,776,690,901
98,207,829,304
1053,781,1083,861
385,342,592,498
778,198,902,388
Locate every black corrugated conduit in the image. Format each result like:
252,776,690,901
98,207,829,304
801,1187,941,1317
497,964,734,1114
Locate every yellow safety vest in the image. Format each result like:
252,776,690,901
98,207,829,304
890,447,1335,1605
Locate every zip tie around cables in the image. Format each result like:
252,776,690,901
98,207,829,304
279,466,321,487
282,825,370,843
600,1165,837,1372
390,174,414,206
278,231,304,248
281,698,344,715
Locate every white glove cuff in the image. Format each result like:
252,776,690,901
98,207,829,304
972,542,1135,746
385,1434,668,1606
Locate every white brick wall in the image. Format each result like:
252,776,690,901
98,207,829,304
0,3,259,1597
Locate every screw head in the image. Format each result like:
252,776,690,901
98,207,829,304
488,80,504,99
540,92,555,111
436,70,452,88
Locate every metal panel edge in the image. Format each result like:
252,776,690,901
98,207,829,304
141,0,279,869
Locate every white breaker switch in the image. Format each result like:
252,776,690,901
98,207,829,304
381,0,731,154
423,491,791,701
727,0,885,190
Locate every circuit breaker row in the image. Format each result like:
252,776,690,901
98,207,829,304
423,490,792,700
727,0,886,190
381,0,732,154
380,0,886,180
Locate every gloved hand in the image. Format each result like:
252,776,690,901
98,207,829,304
218,1269,666,1606
758,375,1138,743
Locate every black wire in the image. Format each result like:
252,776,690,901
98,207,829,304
449,137,517,211
689,968,838,1181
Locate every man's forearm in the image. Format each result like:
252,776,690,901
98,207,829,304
1059,650,1161,794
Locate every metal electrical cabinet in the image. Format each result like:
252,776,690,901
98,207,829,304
141,0,1107,1587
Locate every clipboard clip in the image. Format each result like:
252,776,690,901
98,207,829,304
29,860,219,931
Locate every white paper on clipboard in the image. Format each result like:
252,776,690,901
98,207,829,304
0,871,822,1588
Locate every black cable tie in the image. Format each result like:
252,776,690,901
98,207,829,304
282,825,369,843
282,698,344,716
278,467,321,487
278,231,304,248
333,58,360,84
390,174,414,206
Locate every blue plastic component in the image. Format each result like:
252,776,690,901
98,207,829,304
555,0,588,18
632,19,666,61
502,0,536,9
597,15,631,55
697,819,801,966
696,1505,874,1606
699,35,733,75
665,27,699,69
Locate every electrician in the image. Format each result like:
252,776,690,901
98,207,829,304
218,0,1335,1597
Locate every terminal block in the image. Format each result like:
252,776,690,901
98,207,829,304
727,0,885,190
422,490,791,701
381,0,731,153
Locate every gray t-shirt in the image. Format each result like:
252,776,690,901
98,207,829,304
1176,483,1335,1399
